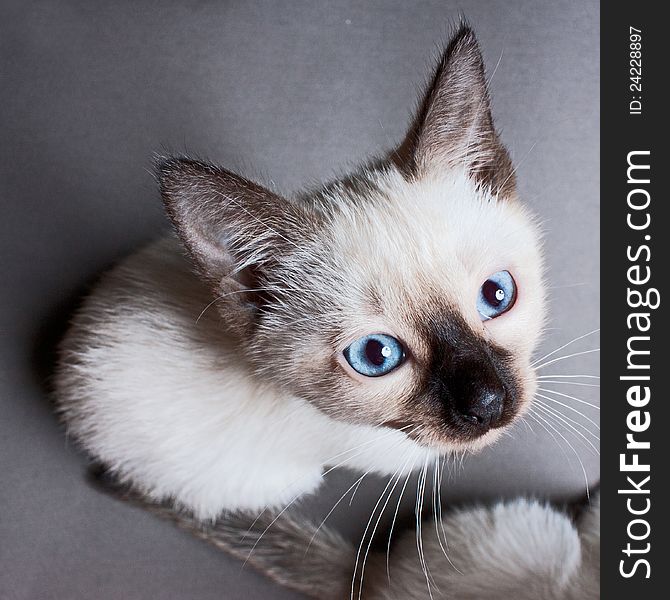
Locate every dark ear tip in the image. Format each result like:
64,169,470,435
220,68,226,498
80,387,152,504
436,17,479,57
155,155,193,186
451,21,479,49
454,19,475,36
436,21,483,75
154,155,219,199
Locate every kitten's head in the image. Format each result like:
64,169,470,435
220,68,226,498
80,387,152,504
159,26,545,453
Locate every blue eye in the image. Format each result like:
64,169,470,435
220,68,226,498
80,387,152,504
477,271,517,320
343,334,405,377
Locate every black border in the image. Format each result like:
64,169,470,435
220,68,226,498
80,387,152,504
602,4,668,596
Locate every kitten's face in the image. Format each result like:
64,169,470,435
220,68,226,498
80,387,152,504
160,26,545,453
250,169,544,452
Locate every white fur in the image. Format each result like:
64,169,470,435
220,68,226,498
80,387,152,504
57,235,436,518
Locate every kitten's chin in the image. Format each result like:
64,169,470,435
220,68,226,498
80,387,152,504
416,427,506,454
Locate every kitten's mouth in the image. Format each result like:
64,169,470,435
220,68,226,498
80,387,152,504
382,389,523,451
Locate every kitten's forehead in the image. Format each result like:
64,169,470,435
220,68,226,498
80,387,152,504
331,169,538,289
321,166,544,354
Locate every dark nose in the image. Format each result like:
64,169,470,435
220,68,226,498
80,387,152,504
454,386,505,429
445,353,507,430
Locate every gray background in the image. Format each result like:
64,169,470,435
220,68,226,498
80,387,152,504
1,1,599,598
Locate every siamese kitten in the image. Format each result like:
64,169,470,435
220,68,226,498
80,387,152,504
56,24,545,525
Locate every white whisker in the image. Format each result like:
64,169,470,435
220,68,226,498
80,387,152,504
533,348,600,372
530,409,591,501
534,401,600,455
322,424,414,469
537,388,600,412
498,140,538,195
349,473,367,507
432,456,461,574
531,329,600,367
538,380,600,388
535,392,600,432
352,460,410,600
535,399,600,440
357,457,412,600
520,415,536,434
537,374,600,380
525,412,570,462
415,453,436,599
386,460,416,581
306,470,372,553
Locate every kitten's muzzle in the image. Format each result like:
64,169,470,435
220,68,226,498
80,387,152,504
421,317,520,441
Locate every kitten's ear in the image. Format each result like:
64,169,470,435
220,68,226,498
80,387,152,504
158,157,307,329
392,25,516,197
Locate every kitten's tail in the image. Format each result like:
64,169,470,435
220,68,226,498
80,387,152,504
171,509,356,600
173,510,356,600
88,465,355,599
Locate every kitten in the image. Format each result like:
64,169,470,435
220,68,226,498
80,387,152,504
55,24,545,522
